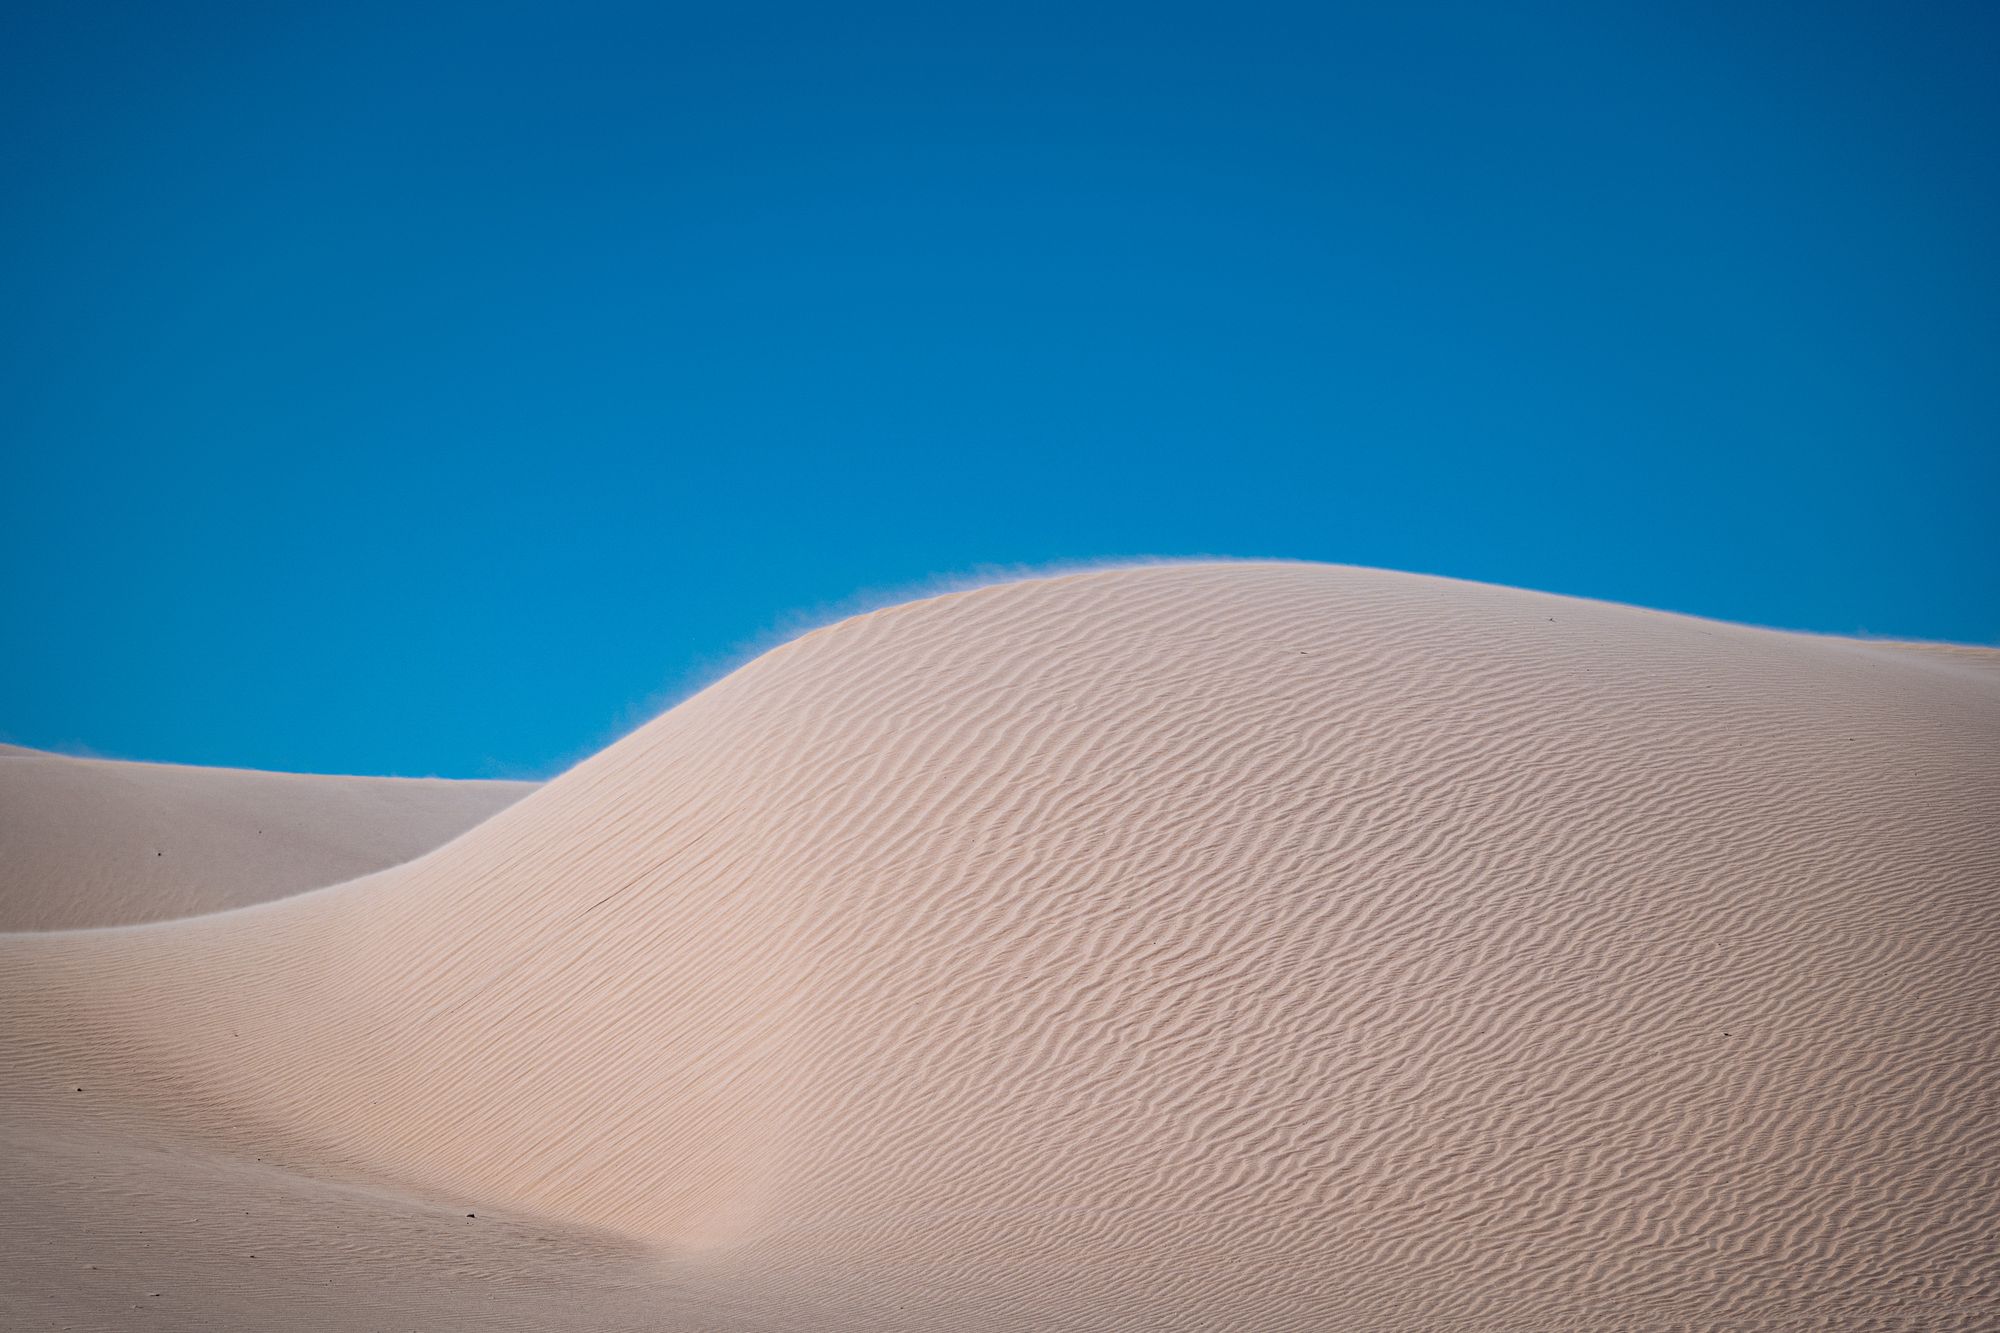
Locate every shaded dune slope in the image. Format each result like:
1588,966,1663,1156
4,563,1998,1329
0,748,536,928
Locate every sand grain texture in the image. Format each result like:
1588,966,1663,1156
2,564,1996,1330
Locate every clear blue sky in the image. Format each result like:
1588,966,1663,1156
3,2,1995,778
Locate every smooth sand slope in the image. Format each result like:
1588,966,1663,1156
0,746,536,928
2,563,1996,1331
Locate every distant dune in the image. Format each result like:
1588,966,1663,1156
2,563,1995,1331
0,747,535,928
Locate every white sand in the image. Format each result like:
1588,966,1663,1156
2,563,1995,1330
0,747,535,928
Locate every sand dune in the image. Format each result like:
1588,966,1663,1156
2,563,1996,1330
0,747,535,929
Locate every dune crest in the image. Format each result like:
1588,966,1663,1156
3,563,1997,1330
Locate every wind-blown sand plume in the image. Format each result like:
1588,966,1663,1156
0,747,536,928
2,563,1997,1330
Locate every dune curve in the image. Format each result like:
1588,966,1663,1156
2,562,1997,1331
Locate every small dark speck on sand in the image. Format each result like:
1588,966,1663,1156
467,1213,476,1218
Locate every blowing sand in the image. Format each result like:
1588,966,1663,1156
2,563,1995,1331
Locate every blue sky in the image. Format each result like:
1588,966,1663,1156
3,2,1995,778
